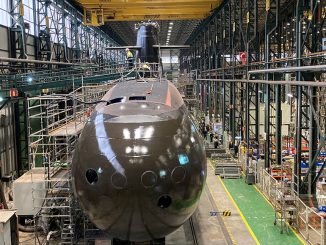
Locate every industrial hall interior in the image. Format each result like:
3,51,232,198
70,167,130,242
1,0,326,244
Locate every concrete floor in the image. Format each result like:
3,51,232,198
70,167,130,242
205,160,257,245
223,178,305,245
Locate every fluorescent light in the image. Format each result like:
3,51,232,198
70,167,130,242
287,93,293,98
168,26,172,30
169,22,173,25
258,90,263,93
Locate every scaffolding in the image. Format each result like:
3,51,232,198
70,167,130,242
27,82,112,244
274,177,298,234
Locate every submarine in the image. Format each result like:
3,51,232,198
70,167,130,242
71,22,207,244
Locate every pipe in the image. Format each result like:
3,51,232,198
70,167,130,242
18,223,39,233
196,78,326,87
0,181,8,209
0,57,75,66
202,52,326,73
248,64,326,74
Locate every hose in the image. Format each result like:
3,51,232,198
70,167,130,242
18,223,42,233
0,181,8,209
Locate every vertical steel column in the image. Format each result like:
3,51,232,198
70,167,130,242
71,17,81,62
264,0,280,169
222,1,232,134
245,0,259,148
14,98,28,174
295,0,303,194
47,0,67,62
217,11,224,124
37,0,52,63
81,26,91,62
306,0,319,196
230,0,237,144
61,2,68,61
9,0,27,59
308,86,318,194
231,0,246,144
297,0,319,195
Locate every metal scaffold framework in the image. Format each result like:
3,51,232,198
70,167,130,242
0,2,129,221
27,82,113,243
182,0,326,243
0,0,125,74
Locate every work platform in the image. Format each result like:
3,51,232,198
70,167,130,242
48,116,86,136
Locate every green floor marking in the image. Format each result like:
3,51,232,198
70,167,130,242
222,178,304,245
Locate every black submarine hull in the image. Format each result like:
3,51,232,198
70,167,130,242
72,79,206,242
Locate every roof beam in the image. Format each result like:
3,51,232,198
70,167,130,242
103,8,212,15
76,0,219,4
105,14,207,21
81,3,218,8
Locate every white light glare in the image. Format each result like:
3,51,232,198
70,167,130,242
123,128,130,139
287,93,293,98
0,97,3,102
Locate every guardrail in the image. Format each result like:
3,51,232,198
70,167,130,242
256,169,325,245
0,62,131,91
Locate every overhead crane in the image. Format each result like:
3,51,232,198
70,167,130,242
74,0,223,21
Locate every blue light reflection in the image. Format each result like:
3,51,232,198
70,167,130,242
178,154,189,165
